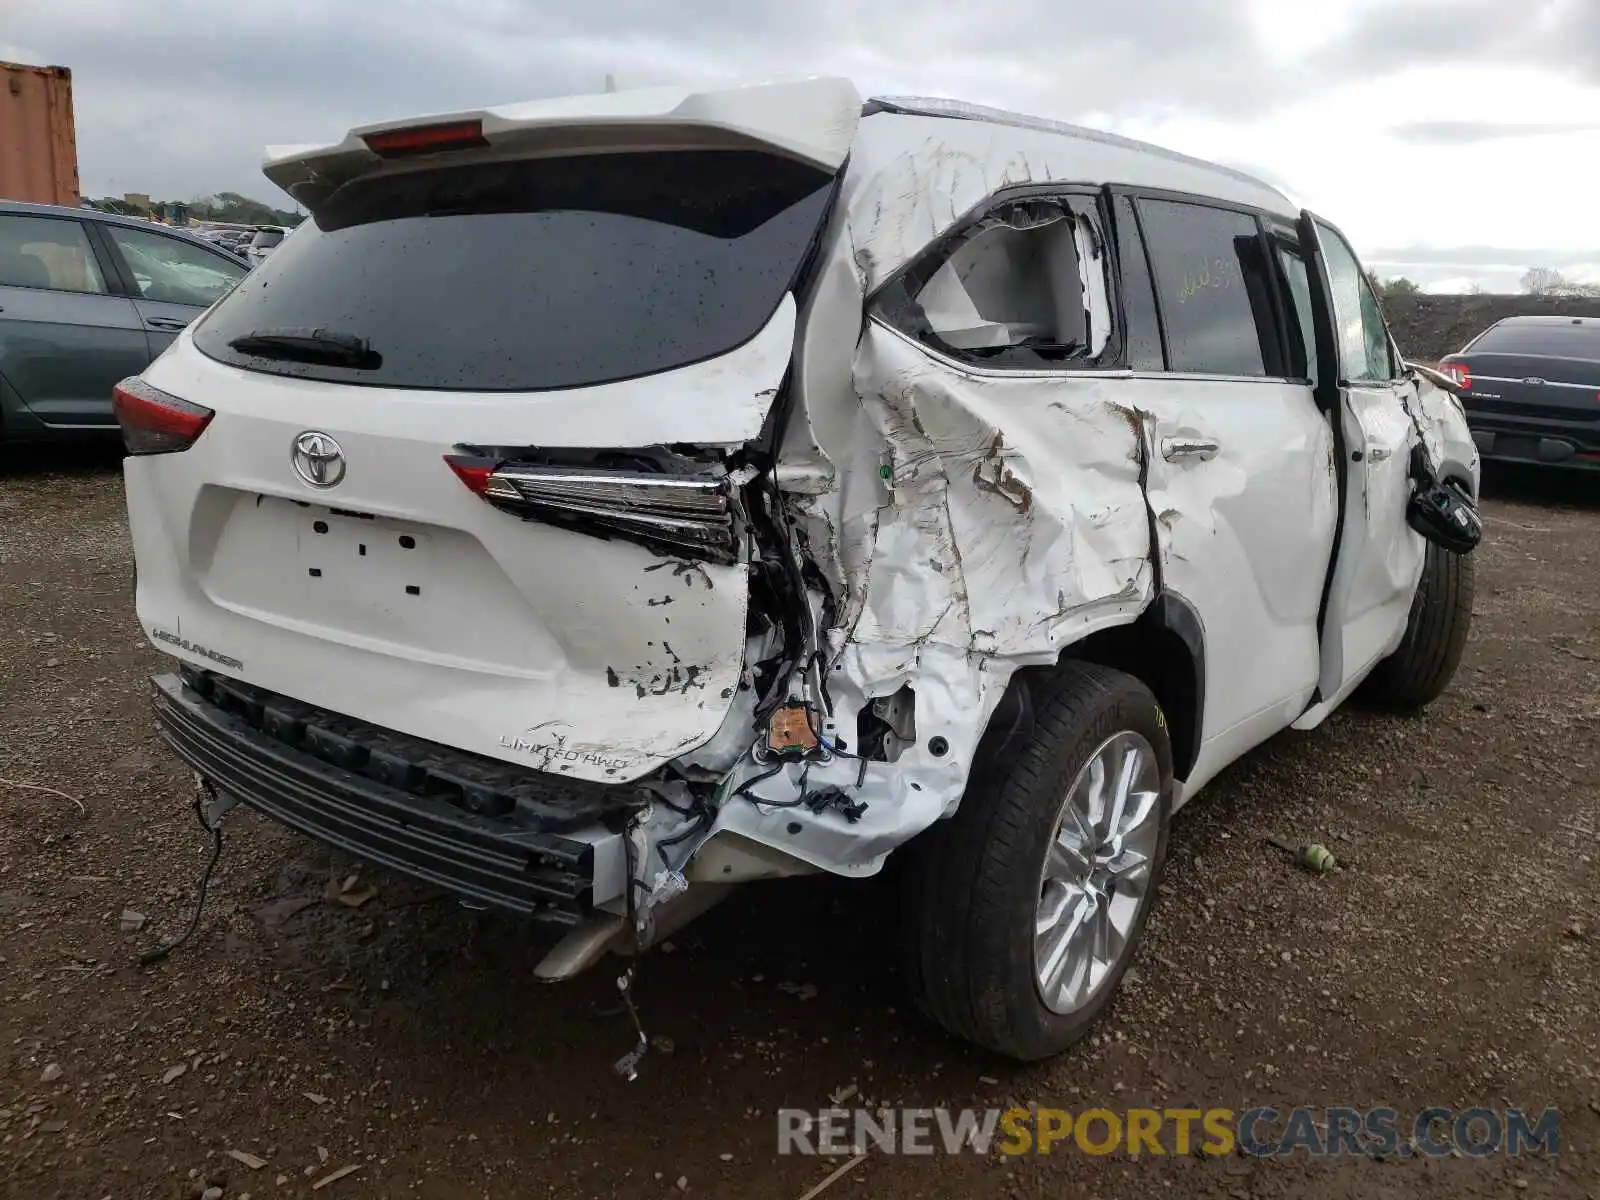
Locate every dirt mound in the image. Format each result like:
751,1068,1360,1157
1383,293,1600,362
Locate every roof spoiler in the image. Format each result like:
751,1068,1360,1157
261,76,861,213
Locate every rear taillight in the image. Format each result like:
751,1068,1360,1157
445,454,739,563
1441,362,1472,390
112,378,214,455
445,456,497,497
362,120,488,158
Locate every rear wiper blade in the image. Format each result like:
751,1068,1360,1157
228,328,381,369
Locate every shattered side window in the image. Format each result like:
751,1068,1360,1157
873,198,1115,369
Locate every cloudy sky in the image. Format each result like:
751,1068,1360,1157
6,0,1598,291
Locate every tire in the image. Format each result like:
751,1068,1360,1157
900,660,1174,1061
1363,542,1475,710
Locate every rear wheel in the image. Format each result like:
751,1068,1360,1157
901,661,1173,1061
1364,542,1475,710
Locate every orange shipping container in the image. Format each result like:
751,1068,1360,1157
0,61,79,208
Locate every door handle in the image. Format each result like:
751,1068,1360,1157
1367,446,1392,462
1161,436,1221,463
146,317,190,331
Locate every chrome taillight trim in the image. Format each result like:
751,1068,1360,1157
476,464,740,563
493,467,730,519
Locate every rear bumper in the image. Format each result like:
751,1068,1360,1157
151,669,634,925
1467,423,1600,471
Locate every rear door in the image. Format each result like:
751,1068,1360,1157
1122,195,1336,780
125,79,861,785
0,211,146,427
96,222,248,355
1297,214,1425,717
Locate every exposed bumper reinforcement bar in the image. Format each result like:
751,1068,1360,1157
151,671,633,926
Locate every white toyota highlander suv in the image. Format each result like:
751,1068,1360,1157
117,77,1482,1061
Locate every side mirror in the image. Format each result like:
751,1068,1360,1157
1407,477,1482,555
1405,443,1481,555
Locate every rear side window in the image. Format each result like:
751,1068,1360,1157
1469,322,1600,357
0,214,108,295
1137,198,1284,377
193,150,837,391
872,196,1115,369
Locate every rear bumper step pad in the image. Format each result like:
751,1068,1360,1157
152,670,640,925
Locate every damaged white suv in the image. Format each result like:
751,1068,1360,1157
118,77,1482,1061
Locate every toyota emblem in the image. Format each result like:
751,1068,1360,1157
291,431,346,488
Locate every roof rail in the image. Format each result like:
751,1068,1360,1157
862,95,1283,197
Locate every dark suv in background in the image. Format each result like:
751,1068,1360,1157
1441,315,1600,472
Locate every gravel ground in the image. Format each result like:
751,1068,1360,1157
1,446,1595,1200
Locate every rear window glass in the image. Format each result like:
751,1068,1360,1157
1469,322,1600,357
193,150,837,391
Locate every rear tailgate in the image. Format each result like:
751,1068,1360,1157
126,78,861,785
126,344,772,784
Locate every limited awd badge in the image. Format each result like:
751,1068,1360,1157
291,430,346,488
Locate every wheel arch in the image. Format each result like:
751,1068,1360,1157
971,591,1205,786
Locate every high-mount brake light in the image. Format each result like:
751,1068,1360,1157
362,120,488,158
112,377,215,455
443,454,739,563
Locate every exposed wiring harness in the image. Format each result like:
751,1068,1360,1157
612,816,650,1082
729,746,870,823
730,760,791,807
653,795,717,870
139,786,233,965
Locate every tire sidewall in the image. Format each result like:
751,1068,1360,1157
985,672,1174,1058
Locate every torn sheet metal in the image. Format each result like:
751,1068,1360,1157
707,333,1153,872
710,321,1152,876
1410,375,1482,494
689,113,1164,878
703,289,1152,874
841,111,1290,296
846,327,1152,657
